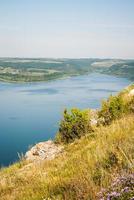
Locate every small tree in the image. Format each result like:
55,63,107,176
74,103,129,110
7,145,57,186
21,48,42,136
99,95,126,125
55,108,92,143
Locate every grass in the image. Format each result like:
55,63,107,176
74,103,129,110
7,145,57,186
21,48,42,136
0,85,134,200
0,113,134,200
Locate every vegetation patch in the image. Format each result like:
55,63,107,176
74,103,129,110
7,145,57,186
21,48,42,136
0,85,134,200
55,108,93,144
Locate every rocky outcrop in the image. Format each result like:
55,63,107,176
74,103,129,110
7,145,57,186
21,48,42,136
90,109,98,126
129,89,134,96
25,140,64,162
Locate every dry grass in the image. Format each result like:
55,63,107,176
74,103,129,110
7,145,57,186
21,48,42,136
0,113,134,200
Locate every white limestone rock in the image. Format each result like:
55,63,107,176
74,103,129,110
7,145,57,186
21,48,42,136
25,140,63,162
129,89,134,96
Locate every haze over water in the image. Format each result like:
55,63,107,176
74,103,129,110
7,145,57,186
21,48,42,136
0,73,131,166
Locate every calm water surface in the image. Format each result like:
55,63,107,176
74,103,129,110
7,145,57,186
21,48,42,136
0,73,131,166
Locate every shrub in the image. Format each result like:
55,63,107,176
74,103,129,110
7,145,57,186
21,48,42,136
127,96,134,113
55,108,92,143
98,95,126,125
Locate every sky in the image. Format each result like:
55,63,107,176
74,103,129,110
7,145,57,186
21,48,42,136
0,0,134,58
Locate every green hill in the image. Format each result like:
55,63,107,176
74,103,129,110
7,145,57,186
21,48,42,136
0,58,134,82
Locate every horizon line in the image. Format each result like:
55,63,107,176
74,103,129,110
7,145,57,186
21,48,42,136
0,56,134,60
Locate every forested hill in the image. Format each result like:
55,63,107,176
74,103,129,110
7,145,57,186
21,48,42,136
0,58,134,82
92,59,134,80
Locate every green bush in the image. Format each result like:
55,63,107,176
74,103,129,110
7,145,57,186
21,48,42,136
55,108,92,143
99,95,126,125
127,96,134,113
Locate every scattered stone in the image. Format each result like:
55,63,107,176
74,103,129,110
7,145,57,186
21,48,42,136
25,140,63,162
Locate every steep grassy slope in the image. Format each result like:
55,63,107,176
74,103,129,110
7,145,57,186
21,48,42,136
0,85,134,200
0,115,134,200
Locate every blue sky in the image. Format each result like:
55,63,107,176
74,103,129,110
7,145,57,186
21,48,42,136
0,0,134,58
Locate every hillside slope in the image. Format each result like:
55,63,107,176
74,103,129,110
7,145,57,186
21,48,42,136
0,85,134,200
0,58,134,82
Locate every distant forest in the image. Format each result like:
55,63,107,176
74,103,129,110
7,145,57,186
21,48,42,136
0,58,134,82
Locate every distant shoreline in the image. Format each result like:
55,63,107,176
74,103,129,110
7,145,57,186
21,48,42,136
0,74,73,84
0,58,134,83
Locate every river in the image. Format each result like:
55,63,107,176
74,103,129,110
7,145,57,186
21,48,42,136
0,73,131,166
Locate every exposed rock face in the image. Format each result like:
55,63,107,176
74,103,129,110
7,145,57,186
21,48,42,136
25,140,63,162
129,89,134,96
90,109,98,126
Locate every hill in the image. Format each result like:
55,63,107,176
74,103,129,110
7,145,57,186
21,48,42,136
0,84,134,200
93,59,134,81
0,58,134,82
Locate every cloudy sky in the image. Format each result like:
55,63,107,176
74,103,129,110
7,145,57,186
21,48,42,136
0,0,134,58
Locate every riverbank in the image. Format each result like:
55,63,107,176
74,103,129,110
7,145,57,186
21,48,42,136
0,58,134,83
